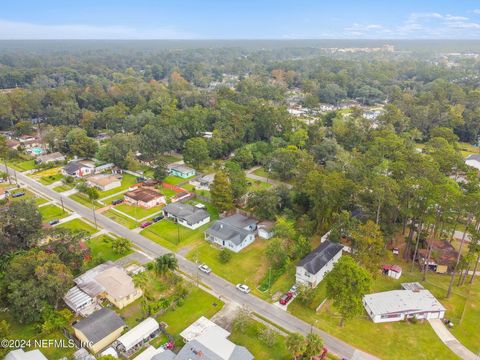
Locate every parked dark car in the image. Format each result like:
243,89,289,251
111,198,124,205
136,176,147,183
279,291,293,305
153,215,164,222
140,221,153,228
11,192,25,198
48,219,60,226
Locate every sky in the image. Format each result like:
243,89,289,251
1,0,480,40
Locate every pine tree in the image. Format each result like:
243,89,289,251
210,171,234,213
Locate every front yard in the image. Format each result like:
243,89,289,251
86,234,133,262
115,202,163,220
38,204,68,223
103,209,139,229
140,219,209,252
57,218,98,235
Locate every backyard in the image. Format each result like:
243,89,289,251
97,173,138,199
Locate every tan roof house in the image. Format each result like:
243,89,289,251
72,261,143,309
73,308,125,354
124,188,165,208
87,174,122,192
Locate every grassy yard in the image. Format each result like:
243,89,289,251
252,167,270,178
248,179,273,192
186,239,275,297
53,184,73,192
288,256,477,360
38,204,68,223
103,209,139,229
160,287,224,342
38,173,63,185
141,219,209,252
69,192,101,209
7,159,36,171
163,175,188,185
86,234,133,262
97,173,138,199
115,202,163,220
57,218,98,235
230,318,291,360
35,197,48,206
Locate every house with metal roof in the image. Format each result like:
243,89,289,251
124,188,166,208
295,240,344,288
87,174,122,191
152,318,253,360
62,160,96,177
162,202,210,230
204,214,257,253
363,285,446,323
114,317,160,356
5,349,48,360
35,151,65,165
168,164,196,178
73,308,126,354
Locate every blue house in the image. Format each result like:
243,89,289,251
169,164,196,178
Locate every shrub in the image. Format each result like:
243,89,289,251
218,248,232,263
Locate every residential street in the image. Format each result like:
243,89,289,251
4,165,378,360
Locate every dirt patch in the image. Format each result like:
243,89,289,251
211,301,242,331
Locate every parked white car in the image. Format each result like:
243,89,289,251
198,264,212,274
236,283,251,294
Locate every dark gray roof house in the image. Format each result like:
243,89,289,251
73,308,125,346
163,202,210,229
298,240,344,275
204,214,258,252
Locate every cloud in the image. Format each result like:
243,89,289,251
343,11,480,39
473,9,480,15
0,19,196,39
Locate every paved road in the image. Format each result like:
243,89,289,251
5,165,378,360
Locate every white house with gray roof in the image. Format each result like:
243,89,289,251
296,240,343,288
163,202,210,230
204,214,257,253
363,283,446,323
152,318,253,360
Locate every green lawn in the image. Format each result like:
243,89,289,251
53,184,73,192
288,257,474,360
97,173,138,199
159,287,224,342
35,197,48,206
69,192,101,209
115,202,163,219
141,219,209,251
252,167,270,178
103,209,139,229
39,204,68,222
186,239,275,297
230,318,291,360
57,218,98,235
248,179,273,192
7,159,36,171
38,173,63,185
86,234,133,262
163,175,188,185
162,187,177,198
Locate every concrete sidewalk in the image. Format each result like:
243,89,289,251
428,319,477,360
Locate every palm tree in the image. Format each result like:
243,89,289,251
154,253,179,276
286,332,306,360
304,333,324,359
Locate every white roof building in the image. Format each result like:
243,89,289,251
180,316,229,342
133,346,165,360
115,317,160,353
363,286,446,323
5,349,48,360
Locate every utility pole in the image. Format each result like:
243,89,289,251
13,169,18,186
3,160,11,184
60,196,65,213
91,199,98,229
